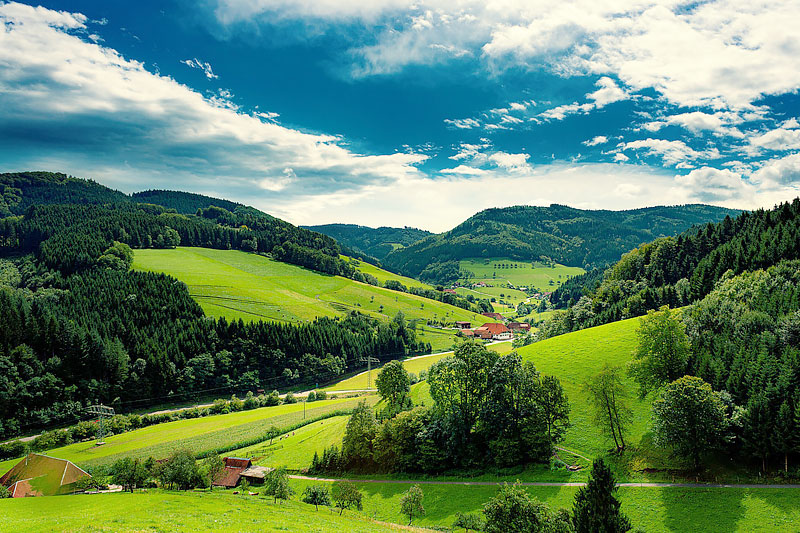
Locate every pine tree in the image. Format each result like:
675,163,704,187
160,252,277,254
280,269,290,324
572,458,631,533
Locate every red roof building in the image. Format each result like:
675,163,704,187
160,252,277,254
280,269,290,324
508,322,531,332
481,312,505,321
213,457,252,488
473,327,493,339
461,329,475,337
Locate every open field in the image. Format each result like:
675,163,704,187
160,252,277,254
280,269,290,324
132,248,485,332
322,341,513,392
343,256,431,290
227,415,349,470
0,397,375,473
290,479,800,533
458,258,585,291
0,490,415,533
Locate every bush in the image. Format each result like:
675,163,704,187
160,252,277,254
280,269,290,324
302,484,331,510
283,392,297,404
0,440,29,461
307,391,317,402
316,390,327,401
264,390,281,407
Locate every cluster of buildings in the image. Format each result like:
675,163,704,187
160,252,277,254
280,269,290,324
455,312,531,341
212,457,272,488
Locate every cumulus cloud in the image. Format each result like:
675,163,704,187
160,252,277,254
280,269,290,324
675,167,754,203
444,117,481,129
621,139,720,167
0,3,426,209
745,127,800,155
583,135,608,147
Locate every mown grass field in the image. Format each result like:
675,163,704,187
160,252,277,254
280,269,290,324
458,258,585,291
227,415,349,470
133,247,484,327
0,397,375,473
343,256,431,290
322,341,513,392
0,490,415,533
289,479,800,533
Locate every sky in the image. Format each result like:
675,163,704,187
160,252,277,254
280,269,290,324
0,1,799,231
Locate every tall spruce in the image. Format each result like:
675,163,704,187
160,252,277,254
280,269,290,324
572,459,631,533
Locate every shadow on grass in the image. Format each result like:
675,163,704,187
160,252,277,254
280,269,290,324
660,488,745,533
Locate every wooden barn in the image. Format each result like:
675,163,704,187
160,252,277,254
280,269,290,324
0,453,90,497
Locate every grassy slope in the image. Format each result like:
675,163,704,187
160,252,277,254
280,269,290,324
0,397,374,473
343,256,431,290
0,490,414,533
133,247,483,351
459,258,585,291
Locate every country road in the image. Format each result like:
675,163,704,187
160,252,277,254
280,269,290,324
289,475,800,490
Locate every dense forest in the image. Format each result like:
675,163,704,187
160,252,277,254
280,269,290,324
382,204,739,283
305,223,432,261
538,199,800,337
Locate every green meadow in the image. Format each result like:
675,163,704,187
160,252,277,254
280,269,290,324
133,247,483,351
0,397,375,473
458,258,585,291
343,256,431,290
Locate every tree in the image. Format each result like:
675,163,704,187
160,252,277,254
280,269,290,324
111,457,150,493
584,365,631,452
331,480,363,515
301,484,331,510
535,375,571,448
629,306,690,398
203,455,224,490
651,376,728,471
483,482,572,533
0,485,10,498
771,400,795,473
158,449,204,490
453,511,484,532
572,458,631,533
400,484,425,525
375,360,411,413
342,401,377,469
265,467,293,504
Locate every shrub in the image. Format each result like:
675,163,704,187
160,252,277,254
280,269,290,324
283,392,297,404
302,484,331,510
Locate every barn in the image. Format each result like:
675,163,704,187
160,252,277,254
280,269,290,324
0,453,91,497
212,457,252,488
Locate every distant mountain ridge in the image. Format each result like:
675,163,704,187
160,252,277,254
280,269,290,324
304,223,432,261
381,203,742,280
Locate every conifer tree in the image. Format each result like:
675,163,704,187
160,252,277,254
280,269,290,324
572,459,631,533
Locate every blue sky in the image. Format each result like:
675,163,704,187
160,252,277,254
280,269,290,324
1,1,799,231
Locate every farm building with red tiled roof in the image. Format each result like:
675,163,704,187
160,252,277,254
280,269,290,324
480,322,512,340
508,322,531,332
473,327,493,340
0,453,90,497
213,457,252,488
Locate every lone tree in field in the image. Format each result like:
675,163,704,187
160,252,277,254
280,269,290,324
572,458,631,533
453,511,484,532
265,467,293,504
301,484,331,510
535,375,571,448
629,305,690,398
111,457,150,493
652,376,727,471
203,455,224,491
400,484,425,525
375,360,411,414
585,364,631,452
483,482,572,533
331,480,363,515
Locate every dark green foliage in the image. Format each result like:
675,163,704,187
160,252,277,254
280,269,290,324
483,482,574,533
111,456,151,492
375,360,411,414
203,455,225,490
0,171,128,216
584,365,632,452
400,484,425,525
454,511,484,532
305,223,432,261
629,306,690,398
572,459,631,533
132,190,241,214
341,401,377,470
156,449,205,490
383,203,738,279
265,467,293,503
301,484,331,510
331,480,363,515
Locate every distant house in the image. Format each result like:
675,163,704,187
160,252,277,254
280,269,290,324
213,457,252,488
481,312,505,321
480,322,512,340
444,289,457,295
507,322,531,333
461,329,475,337
473,327,493,340
454,321,471,329
0,453,90,497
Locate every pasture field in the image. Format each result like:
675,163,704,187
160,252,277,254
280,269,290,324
0,490,412,533
458,258,585,291
322,341,513,392
0,397,375,473
289,479,800,533
227,415,349,470
343,256,431,290
132,248,485,331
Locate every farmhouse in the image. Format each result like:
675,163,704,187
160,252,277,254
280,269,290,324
460,329,475,337
481,312,504,321
480,322,512,340
473,327,493,340
213,457,252,488
507,322,531,333
0,453,90,497
454,321,471,329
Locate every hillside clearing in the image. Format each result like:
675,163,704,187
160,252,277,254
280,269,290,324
458,258,585,291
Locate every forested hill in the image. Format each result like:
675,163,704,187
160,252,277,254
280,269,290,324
0,171,129,215
382,204,740,281
131,189,242,214
304,223,432,261
539,197,800,337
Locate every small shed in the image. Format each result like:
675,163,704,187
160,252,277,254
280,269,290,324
454,321,471,329
240,465,273,485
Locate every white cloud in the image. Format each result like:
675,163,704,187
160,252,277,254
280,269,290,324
745,127,800,155
750,153,800,188
0,3,427,209
675,167,754,203
621,138,720,166
489,151,530,171
444,117,481,129
181,58,219,80
583,135,608,147
586,76,627,106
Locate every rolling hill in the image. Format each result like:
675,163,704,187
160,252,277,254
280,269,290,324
305,223,432,261
382,204,741,282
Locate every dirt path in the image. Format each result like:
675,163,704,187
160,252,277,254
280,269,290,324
289,475,800,489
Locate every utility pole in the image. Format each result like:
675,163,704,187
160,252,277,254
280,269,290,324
358,355,380,389
86,404,115,446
